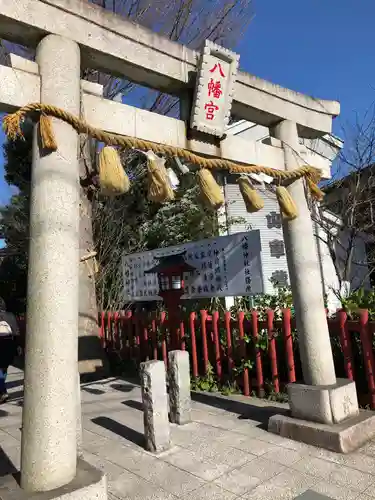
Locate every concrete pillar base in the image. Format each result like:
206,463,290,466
0,460,107,499
268,410,375,454
288,379,359,425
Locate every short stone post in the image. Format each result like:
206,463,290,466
140,360,170,453
20,34,80,492
168,350,191,425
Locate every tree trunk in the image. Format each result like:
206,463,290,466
78,137,109,380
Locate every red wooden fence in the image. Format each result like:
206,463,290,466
100,308,375,409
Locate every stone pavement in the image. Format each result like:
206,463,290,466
1,367,375,500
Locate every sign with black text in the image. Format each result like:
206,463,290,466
122,230,263,302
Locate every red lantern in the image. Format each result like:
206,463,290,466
146,252,195,349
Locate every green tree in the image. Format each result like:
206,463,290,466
0,129,32,314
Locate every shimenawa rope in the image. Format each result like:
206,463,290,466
2,103,324,200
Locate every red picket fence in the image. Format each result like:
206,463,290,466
100,308,375,408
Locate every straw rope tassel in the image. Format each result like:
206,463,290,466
99,146,130,197
2,103,325,203
306,175,324,201
276,186,298,220
237,176,264,213
39,114,58,151
197,168,224,209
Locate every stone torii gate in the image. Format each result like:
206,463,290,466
0,1,374,499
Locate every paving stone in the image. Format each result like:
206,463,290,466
249,430,312,449
310,480,360,500
310,447,375,474
93,441,159,474
171,422,232,449
83,450,127,481
213,426,268,445
108,493,122,500
261,446,305,466
230,420,271,435
191,402,226,414
0,416,23,429
243,469,318,500
80,401,116,415
236,427,288,442
123,453,205,496
82,428,116,447
182,482,237,500
190,410,244,431
228,435,284,456
273,438,317,453
359,441,375,457
363,485,375,499
162,446,231,481
193,422,233,440
0,430,21,448
109,469,177,500
240,429,325,457
2,426,21,441
187,439,255,467
292,456,375,492
214,456,285,495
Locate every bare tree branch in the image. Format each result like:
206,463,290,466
312,105,375,294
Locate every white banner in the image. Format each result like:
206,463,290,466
122,230,264,302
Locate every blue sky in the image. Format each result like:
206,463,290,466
238,0,375,136
1,0,374,208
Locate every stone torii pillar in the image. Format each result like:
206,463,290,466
21,34,80,492
19,34,106,498
273,120,337,388
268,120,375,453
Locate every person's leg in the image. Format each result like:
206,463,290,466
0,368,8,402
0,369,5,394
3,367,8,393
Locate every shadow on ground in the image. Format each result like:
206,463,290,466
110,383,138,393
91,416,144,448
122,400,143,412
4,380,23,391
191,392,289,429
82,387,106,395
0,447,17,477
8,391,23,402
119,389,288,431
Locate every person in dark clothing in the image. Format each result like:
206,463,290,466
0,298,20,403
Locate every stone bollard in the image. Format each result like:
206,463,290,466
168,350,191,425
140,360,170,453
